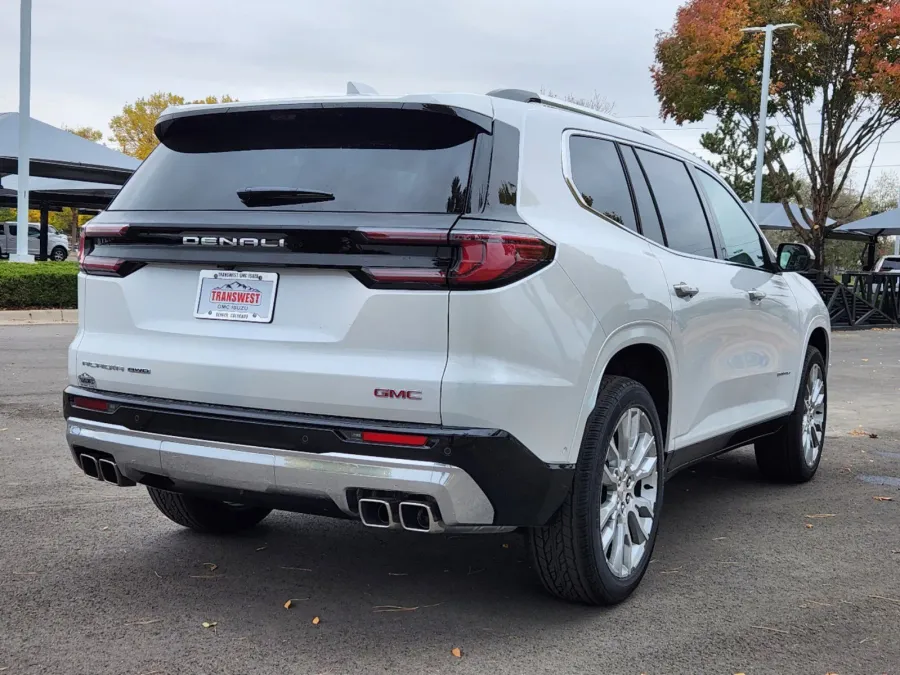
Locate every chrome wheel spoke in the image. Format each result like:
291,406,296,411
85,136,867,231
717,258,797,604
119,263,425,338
600,516,616,550
603,465,617,486
600,494,618,529
629,433,654,473
609,520,626,574
633,455,657,481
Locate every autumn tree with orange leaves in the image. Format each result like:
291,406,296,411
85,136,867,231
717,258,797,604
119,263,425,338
653,0,900,260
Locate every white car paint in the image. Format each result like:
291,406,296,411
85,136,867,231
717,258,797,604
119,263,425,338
70,91,829,470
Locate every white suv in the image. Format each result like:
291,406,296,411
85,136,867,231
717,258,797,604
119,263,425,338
64,90,830,605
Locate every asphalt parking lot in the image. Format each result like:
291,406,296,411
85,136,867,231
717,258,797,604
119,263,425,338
1,325,899,675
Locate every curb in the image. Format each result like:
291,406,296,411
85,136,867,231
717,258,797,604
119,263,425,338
0,309,78,326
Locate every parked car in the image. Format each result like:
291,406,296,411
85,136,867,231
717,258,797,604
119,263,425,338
0,222,70,260
63,89,830,605
874,255,900,273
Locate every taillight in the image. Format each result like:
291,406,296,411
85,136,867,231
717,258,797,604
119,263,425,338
79,224,138,277
357,229,553,290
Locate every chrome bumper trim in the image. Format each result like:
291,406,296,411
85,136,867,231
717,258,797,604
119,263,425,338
66,417,495,525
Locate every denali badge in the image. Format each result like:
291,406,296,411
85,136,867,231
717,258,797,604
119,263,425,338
182,236,286,248
374,389,423,401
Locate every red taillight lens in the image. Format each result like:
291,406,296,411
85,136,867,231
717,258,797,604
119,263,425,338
360,431,430,446
72,396,109,412
357,228,553,290
80,224,134,277
450,232,553,287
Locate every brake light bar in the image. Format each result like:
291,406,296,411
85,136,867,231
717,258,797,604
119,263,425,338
357,228,553,290
79,224,139,277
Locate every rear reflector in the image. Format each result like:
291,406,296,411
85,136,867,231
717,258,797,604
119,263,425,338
360,431,430,447
72,396,110,412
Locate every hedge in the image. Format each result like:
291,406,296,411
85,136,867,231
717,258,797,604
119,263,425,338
0,261,78,309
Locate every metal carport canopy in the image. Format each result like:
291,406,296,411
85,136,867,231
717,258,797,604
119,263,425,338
832,208,900,237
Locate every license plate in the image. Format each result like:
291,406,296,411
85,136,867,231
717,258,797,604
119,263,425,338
194,270,278,323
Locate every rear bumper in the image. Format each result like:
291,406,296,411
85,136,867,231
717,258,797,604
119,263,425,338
63,387,573,527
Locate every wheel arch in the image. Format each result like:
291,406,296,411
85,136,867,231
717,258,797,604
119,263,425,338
570,322,676,463
794,317,830,401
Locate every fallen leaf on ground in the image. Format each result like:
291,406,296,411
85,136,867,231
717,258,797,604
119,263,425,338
312,616,321,625
735,672,746,675
874,496,894,501
502,543,509,549
849,428,868,437
202,621,218,629
805,524,814,529
0,428,7,432
100,526,109,531
202,563,218,571
869,433,879,438
284,600,293,609
862,358,869,362
805,514,836,518
451,648,462,658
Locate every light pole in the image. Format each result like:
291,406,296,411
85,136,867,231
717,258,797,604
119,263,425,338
742,22,799,221
11,0,34,263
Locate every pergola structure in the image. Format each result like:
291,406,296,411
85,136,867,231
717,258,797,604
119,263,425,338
0,113,138,259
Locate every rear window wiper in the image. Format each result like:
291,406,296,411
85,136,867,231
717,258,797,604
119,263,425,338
237,187,335,207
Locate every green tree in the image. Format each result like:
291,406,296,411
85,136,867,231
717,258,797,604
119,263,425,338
62,125,103,143
653,0,900,261
699,113,792,202
109,92,237,159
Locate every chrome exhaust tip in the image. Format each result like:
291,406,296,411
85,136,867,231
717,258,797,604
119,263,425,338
358,498,395,529
80,453,101,480
399,501,443,533
97,458,134,486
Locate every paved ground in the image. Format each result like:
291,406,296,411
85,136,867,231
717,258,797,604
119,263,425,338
1,326,899,675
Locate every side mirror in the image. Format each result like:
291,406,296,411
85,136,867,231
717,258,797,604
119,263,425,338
777,242,815,272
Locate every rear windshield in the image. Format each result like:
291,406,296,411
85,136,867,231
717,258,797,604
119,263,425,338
110,107,481,213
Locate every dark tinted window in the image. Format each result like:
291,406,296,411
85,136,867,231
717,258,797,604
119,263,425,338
695,171,765,267
568,136,637,231
621,146,666,246
111,108,480,213
636,149,716,258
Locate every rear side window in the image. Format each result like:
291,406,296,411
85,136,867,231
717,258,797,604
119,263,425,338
568,136,637,232
620,146,666,246
635,149,716,259
111,107,482,213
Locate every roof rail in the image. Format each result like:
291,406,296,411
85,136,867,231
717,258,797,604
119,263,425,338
486,88,657,138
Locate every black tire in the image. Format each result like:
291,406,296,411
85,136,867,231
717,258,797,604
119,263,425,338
50,246,68,262
527,376,665,605
755,346,827,483
147,487,271,533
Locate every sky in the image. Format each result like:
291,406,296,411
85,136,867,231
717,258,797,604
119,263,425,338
1,0,899,192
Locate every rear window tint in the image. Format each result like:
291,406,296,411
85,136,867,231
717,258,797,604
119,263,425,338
568,136,637,231
110,108,480,213
635,149,716,259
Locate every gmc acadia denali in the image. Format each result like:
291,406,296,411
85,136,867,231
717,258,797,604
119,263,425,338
64,89,829,605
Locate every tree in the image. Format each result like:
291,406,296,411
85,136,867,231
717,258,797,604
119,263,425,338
652,0,900,261
109,92,237,159
63,125,103,143
698,113,793,202
541,89,615,114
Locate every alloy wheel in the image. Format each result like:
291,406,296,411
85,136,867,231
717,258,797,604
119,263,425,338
600,407,659,578
801,363,826,466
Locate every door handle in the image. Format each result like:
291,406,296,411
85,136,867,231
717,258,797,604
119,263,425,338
673,283,699,299
748,289,767,302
